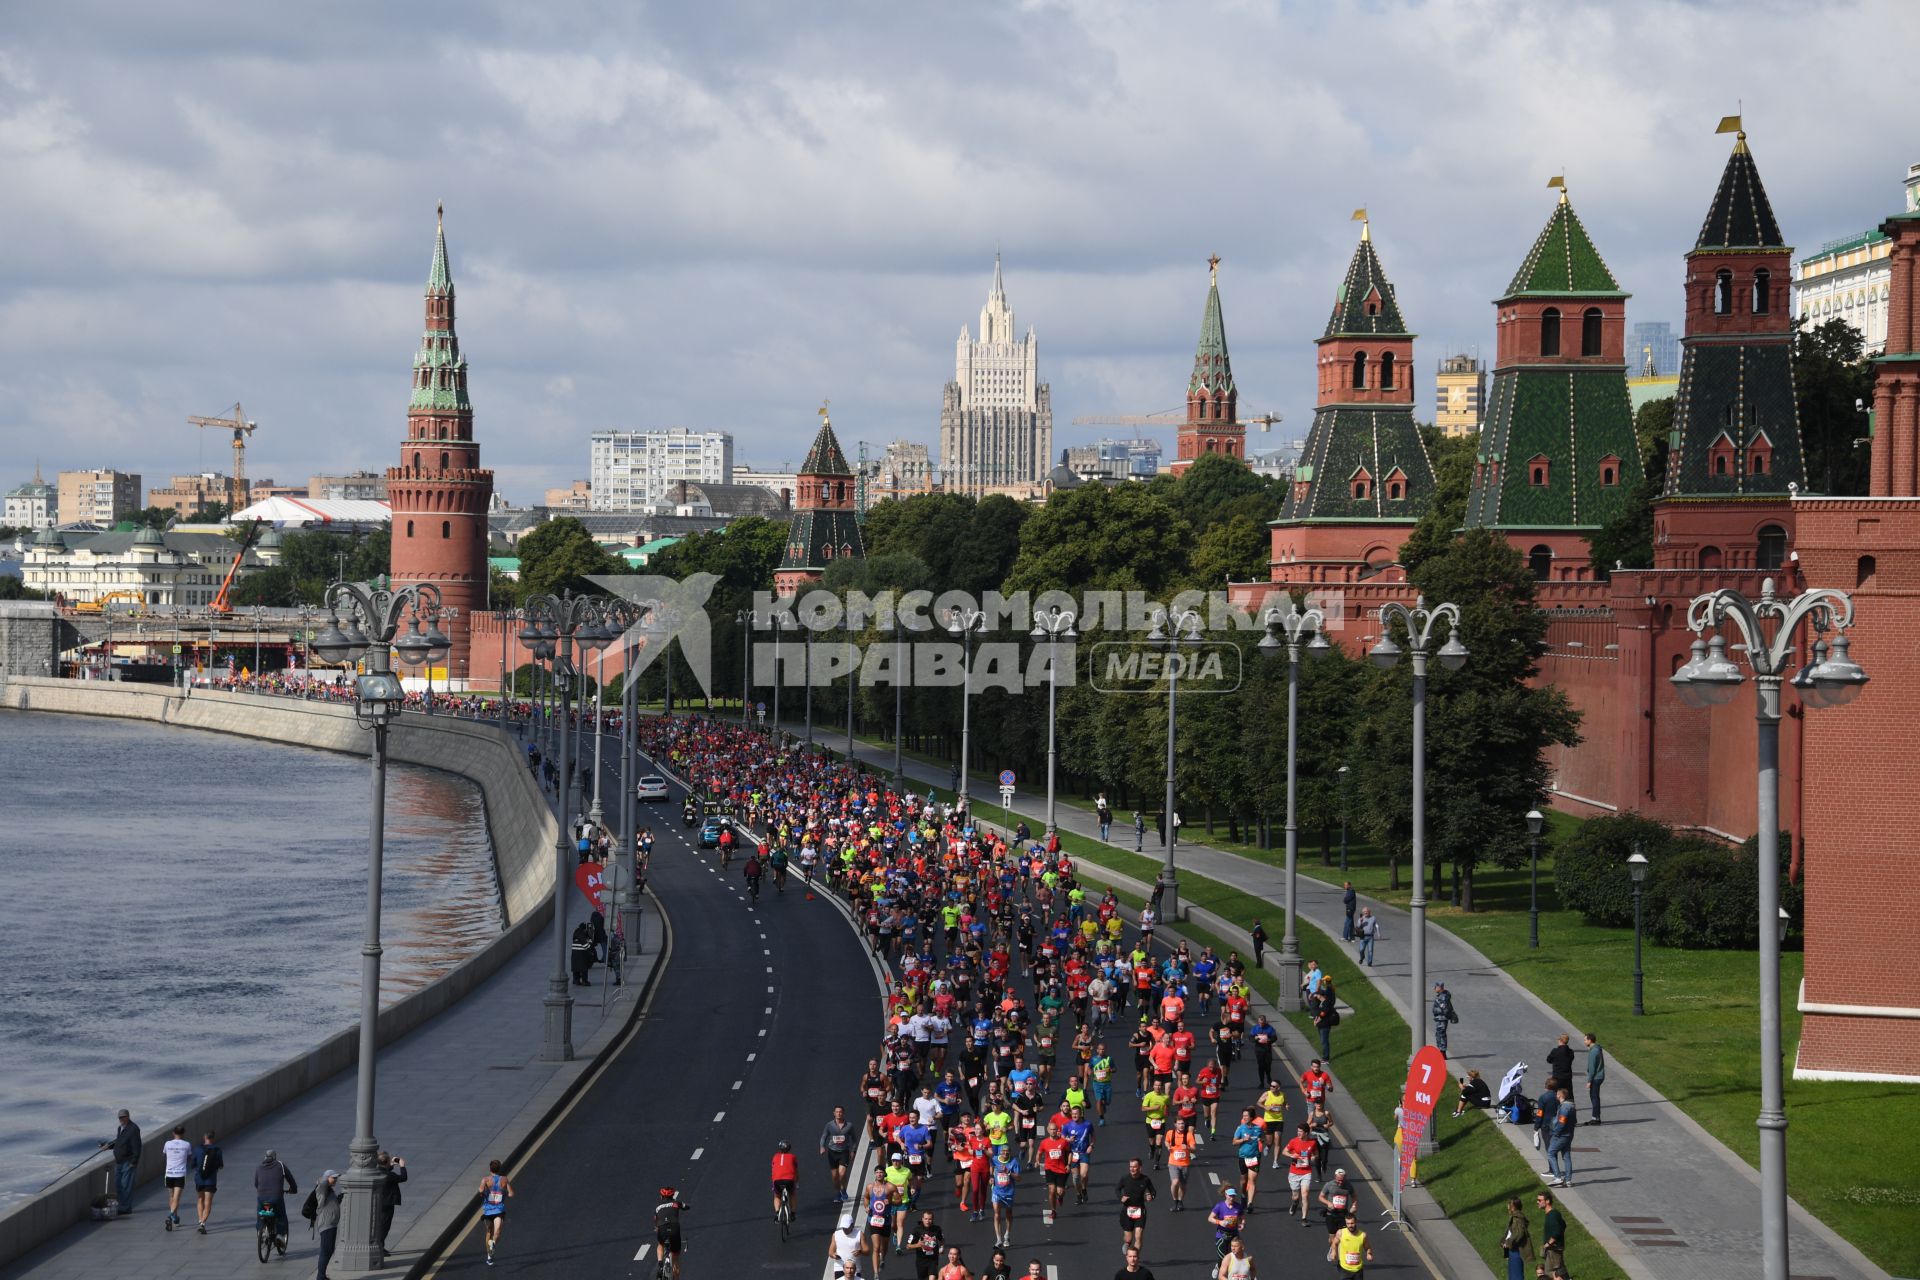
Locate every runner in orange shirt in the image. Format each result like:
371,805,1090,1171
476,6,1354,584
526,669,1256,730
1165,1118,1197,1212
1283,1123,1319,1222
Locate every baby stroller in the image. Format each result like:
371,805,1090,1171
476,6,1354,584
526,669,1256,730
1496,1063,1534,1125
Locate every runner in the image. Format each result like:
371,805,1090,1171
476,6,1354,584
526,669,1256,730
1216,1233,1257,1280
1231,1108,1263,1208
1334,1213,1374,1279
1139,1079,1170,1169
1036,1120,1072,1226
479,1160,513,1268
988,1144,1021,1250
1089,1044,1115,1125
828,1218,865,1280
1164,1117,1196,1212
1196,1059,1225,1138
1115,1156,1157,1258
1319,1168,1358,1258
821,1106,856,1202
1283,1123,1319,1222
1258,1081,1289,1169
861,1171,897,1279
1208,1186,1246,1257
1062,1105,1095,1206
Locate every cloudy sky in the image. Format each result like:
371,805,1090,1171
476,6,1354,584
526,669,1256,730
2,0,1915,504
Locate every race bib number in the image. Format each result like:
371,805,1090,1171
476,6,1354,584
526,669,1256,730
870,1213,886,1228
1126,1204,1143,1219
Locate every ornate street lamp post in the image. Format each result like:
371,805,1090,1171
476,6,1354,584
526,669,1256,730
1369,596,1468,1059
1627,845,1649,1016
1526,808,1545,949
309,579,444,1270
1259,602,1329,1000
1338,764,1349,874
1148,606,1204,922
946,606,988,807
1029,606,1078,835
735,608,752,726
1670,577,1866,1280
519,593,616,1063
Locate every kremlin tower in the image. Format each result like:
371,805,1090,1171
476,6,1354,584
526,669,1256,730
1170,257,1240,473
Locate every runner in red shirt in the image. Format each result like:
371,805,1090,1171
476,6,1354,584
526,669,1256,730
1170,1022,1197,1074
1037,1122,1073,1224
1171,1072,1201,1132
1300,1060,1335,1108
1283,1123,1319,1222
1196,1061,1225,1138
1147,1037,1178,1091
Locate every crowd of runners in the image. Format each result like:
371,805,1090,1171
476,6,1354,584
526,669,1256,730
634,715,1380,1280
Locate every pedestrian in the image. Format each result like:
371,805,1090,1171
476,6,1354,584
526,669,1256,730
1215,1233,1256,1280
1313,982,1340,1061
190,1129,223,1234
1535,1191,1568,1280
479,1158,513,1266
378,1151,408,1252
161,1124,192,1230
570,922,595,985
1133,811,1145,852
1533,1076,1559,1157
1250,920,1267,969
1584,1033,1606,1124
1545,1087,1576,1187
1501,1196,1536,1280
1545,1034,1574,1086
1430,982,1457,1055
1342,882,1357,941
1355,909,1378,966
313,1170,341,1280
1096,794,1113,842
98,1108,141,1214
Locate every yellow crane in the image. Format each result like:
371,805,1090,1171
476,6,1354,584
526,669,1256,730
1071,410,1282,432
187,403,258,513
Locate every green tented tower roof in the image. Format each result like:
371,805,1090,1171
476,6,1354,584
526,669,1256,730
1503,198,1626,298
1323,233,1410,338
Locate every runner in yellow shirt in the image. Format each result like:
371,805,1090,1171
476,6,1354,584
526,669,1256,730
1334,1216,1373,1277
1259,1084,1288,1169
1140,1084,1171,1169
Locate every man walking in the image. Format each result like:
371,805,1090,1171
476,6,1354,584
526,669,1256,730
1355,910,1377,967
1097,794,1113,842
99,1109,141,1213
314,1170,341,1279
1545,1088,1576,1187
1341,882,1357,941
1134,811,1146,852
1584,1034,1606,1124
1250,920,1268,970
161,1125,192,1230
1431,982,1457,1056
1536,1192,1568,1280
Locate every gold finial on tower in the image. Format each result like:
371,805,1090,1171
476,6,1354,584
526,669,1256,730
819,399,831,427
1208,254,1221,284
1548,174,1567,206
1716,110,1747,153
436,201,444,227
1352,208,1369,241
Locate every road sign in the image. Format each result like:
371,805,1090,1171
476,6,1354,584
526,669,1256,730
171,644,181,655
756,701,766,714
999,784,1015,808
998,769,1016,787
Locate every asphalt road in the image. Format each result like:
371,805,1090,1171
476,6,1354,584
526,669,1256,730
434,728,1438,1279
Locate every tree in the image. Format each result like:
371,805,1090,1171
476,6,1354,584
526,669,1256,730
515,517,624,600
0,576,46,601
1398,429,1477,573
1794,317,1874,496
1005,483,1192,598
228,525,392,606
135,506,172,531
1188,513,1269,587
1586,396,1672,575
1169,453,1275,532
1350,528,1582,906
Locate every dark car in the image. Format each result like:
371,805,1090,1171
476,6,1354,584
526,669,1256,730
699,817,727,849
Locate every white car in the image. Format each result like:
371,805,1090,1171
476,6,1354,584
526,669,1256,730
636,775,670,802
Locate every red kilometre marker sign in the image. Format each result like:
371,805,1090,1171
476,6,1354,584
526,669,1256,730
575,862,606,912
1396,1044,1448,1190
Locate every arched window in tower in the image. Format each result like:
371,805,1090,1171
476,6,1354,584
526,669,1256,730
1540,308,1561,357
1380,351,1396,390
413,452,422,469
1699,546,1724,570
1752,269,1771,314
1756,524,1787,571
1857,554,1877,588
1599,454,1621,487
1582,307,1603,357
441,520,450,539
1528,454,1551,487
440,451,449,470
1528,544,1554,581
1715,269,1732,314
1352,351,1368,389
1224,439,1236,457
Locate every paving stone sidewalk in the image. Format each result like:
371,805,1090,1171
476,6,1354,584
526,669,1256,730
2,869,657,1280
805,724,1886,1280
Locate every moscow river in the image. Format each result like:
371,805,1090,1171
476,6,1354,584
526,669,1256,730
0,709,501,1207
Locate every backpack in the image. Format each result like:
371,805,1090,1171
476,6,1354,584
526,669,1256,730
300,1188,318,1223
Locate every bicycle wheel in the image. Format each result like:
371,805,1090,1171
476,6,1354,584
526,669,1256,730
257,1221,273,1263
778,1199,789,1242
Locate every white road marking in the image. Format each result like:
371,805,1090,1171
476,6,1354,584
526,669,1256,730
765,1006,772,1014
733,1080,744,1090
748,1053,757,1061
714,1111,726,1122
1209,1171,1221,1186
759,1028,767,1037
635,1243,652,1261
764,948,771,955
691,1147,704,1160
1048,1268,1059,1280
760,932,767,939
767,965,774,973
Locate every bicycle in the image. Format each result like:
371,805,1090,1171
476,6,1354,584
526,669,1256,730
775,1183,794,1241
746,874,761,904
256,1204,285,1263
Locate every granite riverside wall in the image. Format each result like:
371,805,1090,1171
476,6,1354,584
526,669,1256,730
0,676,559,1267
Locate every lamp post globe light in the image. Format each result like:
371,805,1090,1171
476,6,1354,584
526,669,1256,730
946,606,988,806
1148,606,1204,922
1369,595,1467,1060
1526,808,1545,949
309,578,441,1271
518,592,617,1064
1258,602,1328,1000
1669,577,1866,1280
1627,845,1649,1016
1029,606,1078,836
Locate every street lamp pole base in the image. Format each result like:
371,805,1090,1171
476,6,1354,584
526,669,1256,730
542,984,575,1063
1278,952,1303,1009
334,1140,384,1271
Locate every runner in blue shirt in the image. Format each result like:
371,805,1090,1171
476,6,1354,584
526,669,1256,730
1231,1107,1264,1208
1061,1107,1095,1205
898,1119,933,1193
988,1147,1020,1251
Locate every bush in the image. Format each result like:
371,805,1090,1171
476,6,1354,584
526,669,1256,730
1553,813,1675,927
1650,845,1759,948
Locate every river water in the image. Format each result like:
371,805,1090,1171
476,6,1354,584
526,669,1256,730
0,709,502,1207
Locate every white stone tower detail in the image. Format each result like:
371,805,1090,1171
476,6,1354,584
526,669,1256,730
940,254,1053,493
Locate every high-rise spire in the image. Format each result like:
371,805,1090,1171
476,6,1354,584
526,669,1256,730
1190,255,1234,396
429,202,454,296
990,249,1005,304
412,206,469,414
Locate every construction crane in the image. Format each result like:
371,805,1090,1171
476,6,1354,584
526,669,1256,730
209,519,265,615
187,403,258,514
1071,410,1282,432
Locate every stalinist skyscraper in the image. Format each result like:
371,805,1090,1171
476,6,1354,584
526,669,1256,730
940,255,1052,494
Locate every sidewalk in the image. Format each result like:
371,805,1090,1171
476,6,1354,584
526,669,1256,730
806,721,1886,1280
1,877,661,1280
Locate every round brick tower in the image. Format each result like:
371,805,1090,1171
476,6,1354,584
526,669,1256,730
386,207,494,679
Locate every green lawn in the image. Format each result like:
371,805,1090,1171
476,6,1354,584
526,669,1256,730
1291,829,1920,1278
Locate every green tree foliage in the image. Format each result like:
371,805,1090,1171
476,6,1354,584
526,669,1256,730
0,575,47,600
1188,514,1269,587
1349,528,1581,901
1005,484,1191,597
1794,317,1874,496
1167,453,1277,533
1586,396,1672,575
1554,812,1799,949
862,493,1027,597
136,506,172,530
515,516,625,600
229,526,392,607
1398,429,1477,574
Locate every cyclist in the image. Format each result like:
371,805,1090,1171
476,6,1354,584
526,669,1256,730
771,1141,798,1222
743,852,763,902
252,1149,297,1253
718,823,735,866
654,1186,689,1278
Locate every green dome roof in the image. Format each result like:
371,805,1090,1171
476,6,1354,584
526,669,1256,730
32,526,65,549
133,525,165,547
